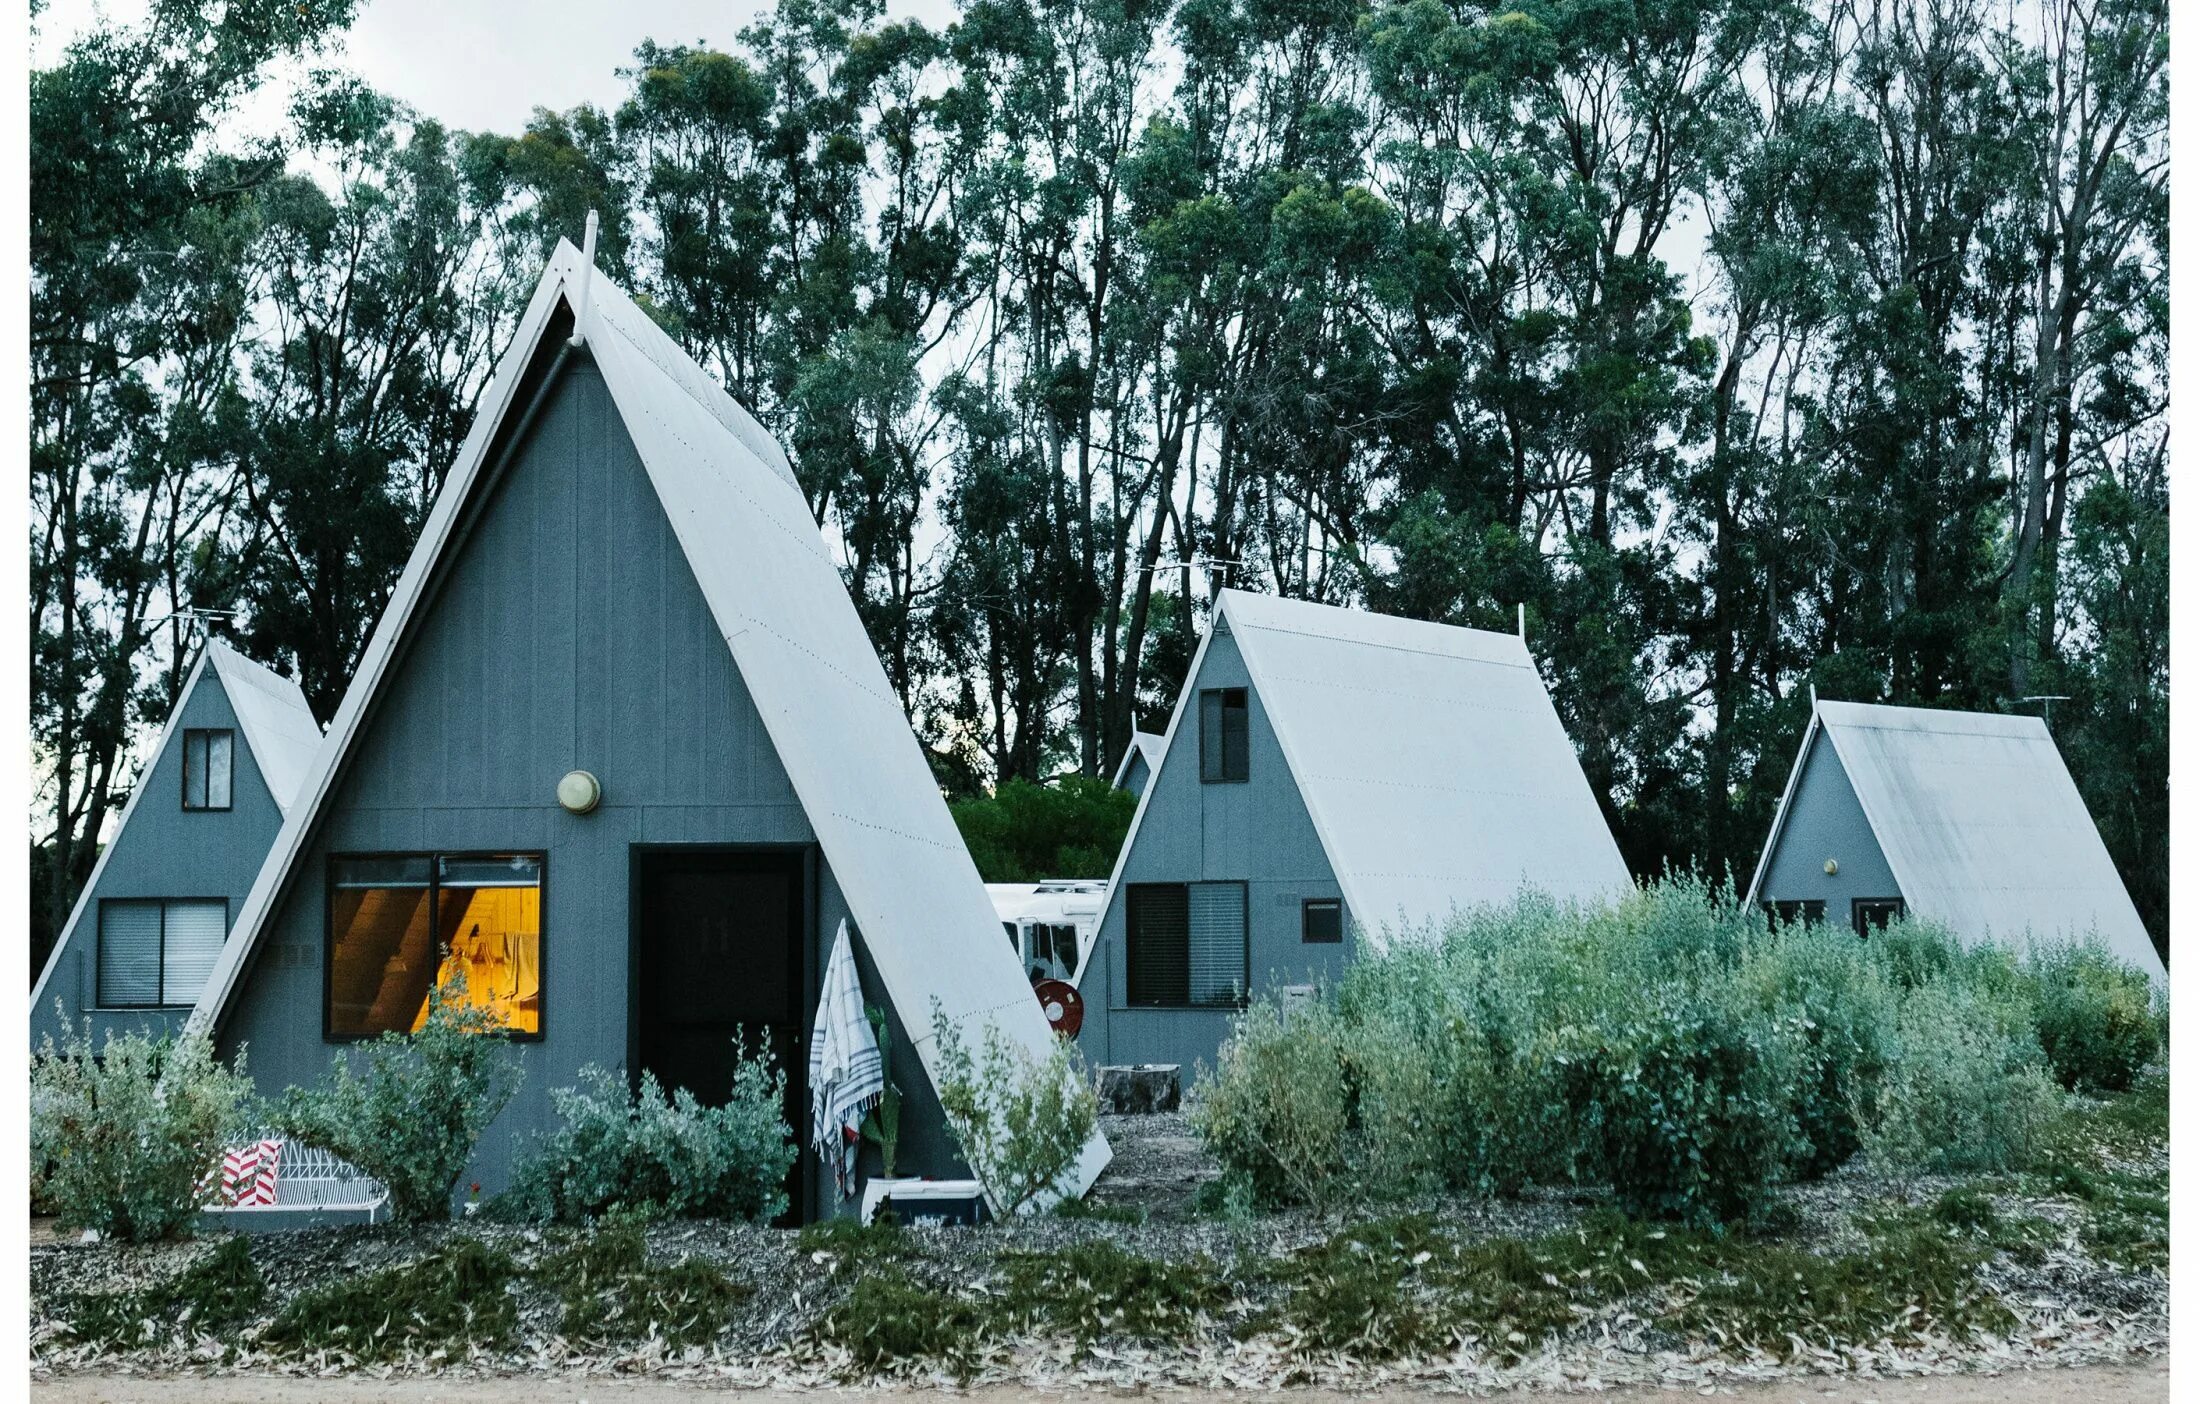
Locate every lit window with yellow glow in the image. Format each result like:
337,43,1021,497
328,854,542,1039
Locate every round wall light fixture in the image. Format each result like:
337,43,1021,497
557,769,602,815
1823,858,1839,876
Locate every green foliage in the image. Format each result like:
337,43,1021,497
1197,883,2155,1220
947,776,1135,881
273,980,522,1222
532,1215,749,1348
2025,945,2162,1092
262,1238,518,1362
813,1268,992,1380
1860,983,2063,1175
30,1019,254,1241
930,1004,1098,1215
861,1006,902,1179
1667,1214,2016,1354
506,1055,793,1224
61,1237,265,1347
1547,996,1804,1227
997,1241,1226,1347
796,1216,914,1275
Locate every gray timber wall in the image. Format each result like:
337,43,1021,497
32,667,288,1048
216,362,958,1219
1080,626,1348,1072
1756,731,1904,928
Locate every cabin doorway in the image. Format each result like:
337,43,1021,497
632,846,811,1219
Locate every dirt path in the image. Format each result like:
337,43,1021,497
31,1358,2169,1404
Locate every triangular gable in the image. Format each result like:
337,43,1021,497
1097,591,1631,951
30,642,317,1017
1815,700,2163,980
1217,591,1632,941
1110,731,1164,789
189,243,1109,1198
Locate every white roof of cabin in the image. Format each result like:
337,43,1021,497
1762,699,2162,979
187,242,1107,1198
204,640,323,812
1129,590,1632,943
1110,730,1165,788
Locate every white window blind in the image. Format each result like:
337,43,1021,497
1187,882,1247,1006
160,901,228,1005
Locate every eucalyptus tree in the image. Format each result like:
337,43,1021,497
29,0,358,959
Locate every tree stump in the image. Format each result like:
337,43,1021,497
1097,1063,1181,1114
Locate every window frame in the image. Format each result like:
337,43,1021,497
1301,897,1344,944
180,728,235,812
1197,687,1250,784
1851,897,1905,938
1762,898,1826,930
323,850,548,1044
94,896,230,1010
1124,879,1249,1011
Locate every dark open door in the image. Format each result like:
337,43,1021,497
633,847,809,1218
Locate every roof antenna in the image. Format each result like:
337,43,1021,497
569,209,599,349
1516,603,1526,640
1808,683,1818,708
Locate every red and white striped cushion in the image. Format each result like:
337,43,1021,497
214,1139,283,1206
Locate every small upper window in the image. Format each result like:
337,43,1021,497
1198,688,1249,784
182,729,234,811
1302,898,1344,944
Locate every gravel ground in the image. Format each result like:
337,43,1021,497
27,1357,2174,1403
29,1113,2169,1394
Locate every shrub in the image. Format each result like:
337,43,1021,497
930,1003,1098,1215
814,1268,992,1379
948,775,1135,883
2026,944,2161,1093
1551,995,1803,1228
1861,983,2063,1174
272,978,521,1222
1738,929,1898,1178
30,1018,254,1241
507,1055,794,1223
1191,999,1350,1206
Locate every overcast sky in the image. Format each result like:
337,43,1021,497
35,0,958,136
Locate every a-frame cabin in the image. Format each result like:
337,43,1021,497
32,641,323,1048
1077,590,1633,1071
187,242,1108,1218
1746,697,2165,981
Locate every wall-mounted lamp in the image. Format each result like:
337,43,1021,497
557,770,602,815
1823,858,1839,876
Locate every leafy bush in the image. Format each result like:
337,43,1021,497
1196,880,2155,1221
930,1003,1098,1215
948,774,1135,882
1860,983,2063,1174
2026,944,2162,1092
506,1055,794,1223
30,1018,254,1241
1549,996,1803,1227
273,979,521,1222
1191,999,1350,1206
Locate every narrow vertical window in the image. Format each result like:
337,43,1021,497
182,728,234,811
1125,883,1190,1007
1187,882,1248,1005
1198,688,1249,783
